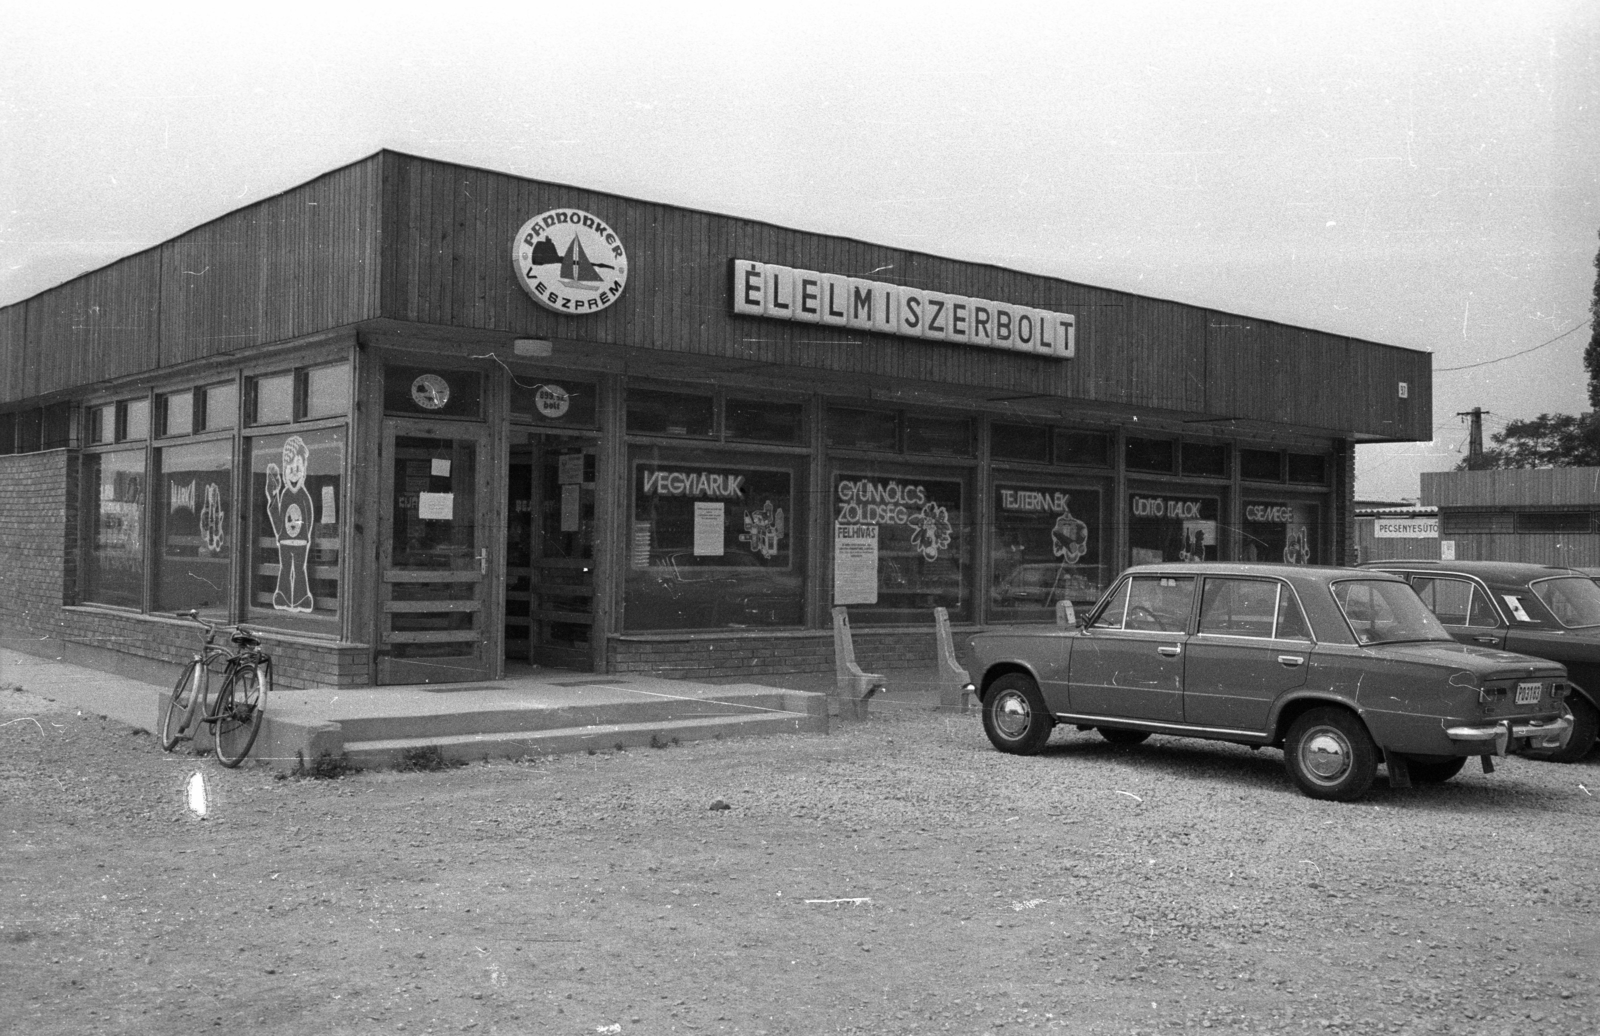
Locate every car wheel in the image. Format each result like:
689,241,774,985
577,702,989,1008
1401,755,1467,784
982,674,1054,755
1098,727,1151,746
1284,707,1378,802
1526,691,1598,764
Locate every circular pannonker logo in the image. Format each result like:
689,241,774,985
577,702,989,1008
513,209,629,315
534,384,571,419
411,373,450,411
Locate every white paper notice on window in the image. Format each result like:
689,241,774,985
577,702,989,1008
559,453,585,485
321,485,337,526
418,491,454,520
430,458,451,477
694,502,725,556
833,523,879,605
561,483,581,532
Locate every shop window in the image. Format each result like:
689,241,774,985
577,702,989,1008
991,423,1050,464
1128,492,1219,565
117,399,149,442
382,365,484,420
624,452,804,630
1515,511,1593,534
200,383,238,431
826,407,898,451
81,449,146,608
247,427,345,631
155,440,233,616
991,482,1107,620
159,390,194,438
831,470,969,624
1287,453,1328,484
726,398,803,444
248,373,294,426
1056,429,1110,467
0,412,14,454
86,404,112,445
36,403,71,449
1181,441,1229,478
510,376,598,428
1240,449,1283,482
1126,437,1175,474
626,388,714,437
904,414,973,456
1242,500,1321,565
300,362,351,420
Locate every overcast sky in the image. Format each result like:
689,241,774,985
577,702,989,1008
3,1,1596,500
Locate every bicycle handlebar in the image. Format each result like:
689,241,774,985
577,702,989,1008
175,610,261,647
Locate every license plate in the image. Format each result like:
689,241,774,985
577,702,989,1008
1515,681,1543,705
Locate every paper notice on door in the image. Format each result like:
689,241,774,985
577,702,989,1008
418,491,454,520
558,453,585,485
561,483,581,532
321,485,337,526
833,523,879,605
693,502,725,556
430,458,451,477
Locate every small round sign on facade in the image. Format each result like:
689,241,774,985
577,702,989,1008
411,373,450,411
534,384,571,419
513,209,629,315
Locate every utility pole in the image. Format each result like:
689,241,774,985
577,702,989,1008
1457,407,1486,470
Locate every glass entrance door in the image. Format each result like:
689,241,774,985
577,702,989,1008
506,435,597,670
377,421,495,684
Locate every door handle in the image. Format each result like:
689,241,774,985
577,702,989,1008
1278,654,1304,668
476,549,488,574
1157,644,1181,657
1472,636,1497,645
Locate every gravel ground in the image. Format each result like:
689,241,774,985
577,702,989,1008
3,682,1599,1036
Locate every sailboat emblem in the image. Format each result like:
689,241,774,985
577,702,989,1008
512,208,630,315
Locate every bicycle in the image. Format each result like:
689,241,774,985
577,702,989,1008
159,610,272,767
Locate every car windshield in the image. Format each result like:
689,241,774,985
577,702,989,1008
1332,579,1455,646
1530,575,1600,628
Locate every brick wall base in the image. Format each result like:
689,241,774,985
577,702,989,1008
608,627,946,681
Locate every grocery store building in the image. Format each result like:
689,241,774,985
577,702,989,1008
0,151,1432,688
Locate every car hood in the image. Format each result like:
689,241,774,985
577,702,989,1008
1355,640,1566,679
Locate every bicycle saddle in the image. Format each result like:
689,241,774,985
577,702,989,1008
230,630,261,649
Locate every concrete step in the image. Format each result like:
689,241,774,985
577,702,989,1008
339,711,821,769
326,689,813,743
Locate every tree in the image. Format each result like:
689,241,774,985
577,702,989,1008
1459,412,1600,470
1587,229,1600,408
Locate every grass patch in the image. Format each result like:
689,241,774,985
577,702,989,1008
291,750,361,780
393,745,462,772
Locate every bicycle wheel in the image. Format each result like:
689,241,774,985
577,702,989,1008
160,660,204,751
213,663,267,767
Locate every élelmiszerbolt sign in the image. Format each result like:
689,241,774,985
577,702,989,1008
730,259,1075,359
513,209,629,314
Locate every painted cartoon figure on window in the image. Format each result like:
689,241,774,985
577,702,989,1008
908,502,953,561
1283,525,1311,565
740,500,786,560
1051,507,1089,564
264,435,316,612
199,483,226,555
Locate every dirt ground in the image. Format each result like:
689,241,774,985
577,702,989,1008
3,681,1599,1036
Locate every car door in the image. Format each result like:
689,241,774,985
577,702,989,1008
1183,576,1311,732
1066,573,1193,723
1409,574,1506,649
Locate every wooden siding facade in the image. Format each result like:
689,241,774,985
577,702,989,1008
1,158,382,402
0,150,1431,439
372,152,1431,441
